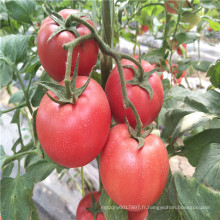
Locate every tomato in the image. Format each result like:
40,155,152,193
36,77,111,168
177,44,187,56
128,208,148,220
37,9,99,82
76,191,105,220
164,0,187,14
180,9,203,31
105,59,163,128
141,25,149,33
208,27,213,32
172,64,186,84
100,124,169,211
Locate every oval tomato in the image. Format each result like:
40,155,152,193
37,9,99,82
100,124,169,211
76,191,105,220
128,208,148,220
36,77,111,168
105,59,163,128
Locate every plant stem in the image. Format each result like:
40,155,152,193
81,166,85,197
100,0,114,88
14,71,33,115
0,103,26,114
64,47,74,100
169,0,183,74
63,15,143,136
3,150,37,167
96,155,102,192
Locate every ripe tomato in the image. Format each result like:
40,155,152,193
105,59,163,128
208,27,213,32
76,191,105,220
37,9,99,82
172,64,186,84
128,208,148,220
100,124,169,211
164,0,187,14
141,25,149,33
177,44,187,56
36,77,111,168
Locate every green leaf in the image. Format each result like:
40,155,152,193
192,61,212,72
168,172,220,220
31,72,52,107
177,59,191,72
206,59,220,88
194,143,220,191
119,30,136,43
161,109,193,139
182,129,220,167
0,145,8,168
148,190,181,220
176,32,199,44
0,34,31,86
0,174,40,220
0,1,8,21
171,112,217,141
5,0,36,24
2,162,14,178
25,154,57,183
142,48,166,64
9,90,24,103
184,90,220,115
11,108,20,124
100,188,128,220
91,71,101,85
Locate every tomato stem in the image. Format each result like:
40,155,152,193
3,149,37,167
62,14,143,137
64,48,74,100
100,0,114,89
81,166,85,197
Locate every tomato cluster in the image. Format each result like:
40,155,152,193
36,9,169,220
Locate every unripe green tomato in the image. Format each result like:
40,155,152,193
180,9,204,31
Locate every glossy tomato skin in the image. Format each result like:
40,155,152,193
36,77,111,168
128,208,148,220
37,9,99,82
76,191,106,220
105,60,163,128
100,124,169,211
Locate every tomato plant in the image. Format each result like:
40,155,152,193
37,9,99,82
100,124,169,211
76,191,105,220
105,59,163,128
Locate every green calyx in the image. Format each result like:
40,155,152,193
125,64,159,101
125,118,153,149
86,193,103,220
43,2,90,43
38,58,91,105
